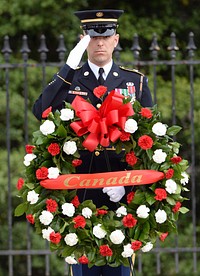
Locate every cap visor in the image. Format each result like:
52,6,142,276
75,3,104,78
85,29,115,37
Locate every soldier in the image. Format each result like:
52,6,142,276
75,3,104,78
33,9,153,276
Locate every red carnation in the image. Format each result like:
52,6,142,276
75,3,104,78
42,106,52,118
36,167,48,180
71,195,80,208
93,85,107,98
46,198,58,212
120,131,131,142
127,191,135,204
165,168,174,179
47,143,60,156
122,214,137,228
78,256,89,264
16,177,24,190
139,107,153,119
25,145,35,154
73,215,86,228
172,201,182,213
170,156,182,164
99,245,113,256
26,214,35,224
154,188,167,201
97,209,108,216
131,240,142,251
49,232,62,244
138,135,153,150
125,151,138,166
72,159,83,167
159,232,168,242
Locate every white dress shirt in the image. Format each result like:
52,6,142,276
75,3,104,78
88,60,113,81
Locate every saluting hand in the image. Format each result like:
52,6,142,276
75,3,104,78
66,35,91,69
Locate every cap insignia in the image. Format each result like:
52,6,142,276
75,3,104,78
96,12,104,18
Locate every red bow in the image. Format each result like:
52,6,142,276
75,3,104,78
70,90,134,151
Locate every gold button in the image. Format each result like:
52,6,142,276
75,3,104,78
84,71,89,76
95,151,100,156
113,72,119,77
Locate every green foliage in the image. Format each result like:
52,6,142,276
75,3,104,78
0,1,199,275
0,0,200,60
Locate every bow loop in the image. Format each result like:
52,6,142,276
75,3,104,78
70,90,134,151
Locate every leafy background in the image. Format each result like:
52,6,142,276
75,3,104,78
0,0,199,275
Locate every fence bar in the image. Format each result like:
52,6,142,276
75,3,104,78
0,33,199,275
2,35,14,276
189,44,197,274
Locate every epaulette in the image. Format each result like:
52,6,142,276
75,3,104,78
119,66,144,76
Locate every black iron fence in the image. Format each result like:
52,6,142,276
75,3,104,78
0,32,199,275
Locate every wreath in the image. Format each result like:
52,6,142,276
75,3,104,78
15,86,189,270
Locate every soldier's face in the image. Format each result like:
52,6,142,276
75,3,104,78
86,34,119,66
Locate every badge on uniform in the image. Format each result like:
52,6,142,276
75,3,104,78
115,82,136,102
115,88,129,97
68,90,88,96
126,82,136,102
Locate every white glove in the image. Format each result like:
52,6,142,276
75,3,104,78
102,186,125,202
66,35,91,69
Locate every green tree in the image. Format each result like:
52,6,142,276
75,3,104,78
0,1,199,275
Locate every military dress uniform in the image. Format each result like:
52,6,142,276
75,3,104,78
33,62,152,120
32,9,153,276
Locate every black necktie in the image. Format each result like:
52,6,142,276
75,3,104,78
98,67,104,85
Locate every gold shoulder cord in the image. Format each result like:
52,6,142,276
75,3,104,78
119,66,144,76
57,74,72,85
138,75,143,102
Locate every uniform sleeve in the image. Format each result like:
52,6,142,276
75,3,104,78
32,64,75,120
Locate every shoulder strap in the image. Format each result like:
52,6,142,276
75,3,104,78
119,66,144,76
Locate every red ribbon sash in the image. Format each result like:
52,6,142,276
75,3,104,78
40,170,164,190
70,91,134,152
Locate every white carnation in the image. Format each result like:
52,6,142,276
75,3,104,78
165,179,177,194
23,153,37,166
82,207,92,219
141,242,153,252
42,226,54,241
62,203,75,217
116,206,127,217
136,205,150,219
152,122,167,136
39,210,54,225
65,256,77,264
63,141,77,155
152,149,167,164
110,230,125,244
64,233,78,246
93,224,107,239
60,108,74,121
121,243,134,258
180,172,189,185
48,167,59,179
155,209,167,224
124,119,138,133
40,120,55,135
27,190,39,204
